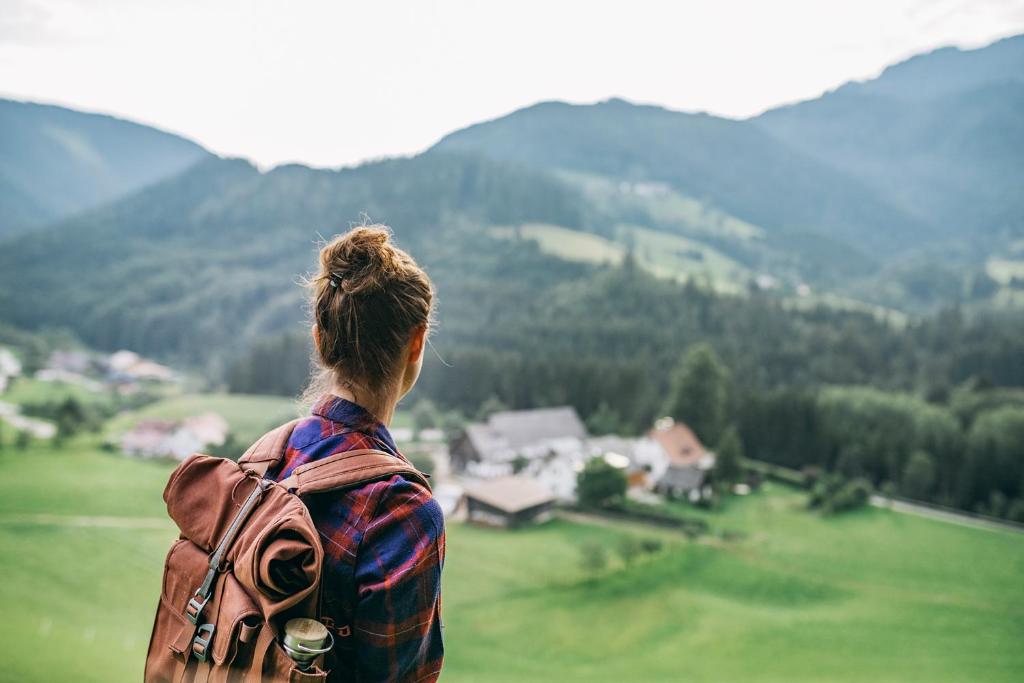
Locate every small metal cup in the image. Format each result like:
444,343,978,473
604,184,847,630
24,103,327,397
282,618,333,670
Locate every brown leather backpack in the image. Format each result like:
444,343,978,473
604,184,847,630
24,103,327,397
145,420,430,683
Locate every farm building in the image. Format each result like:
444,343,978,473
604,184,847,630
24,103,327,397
464,476,556,528
450,406,587,475
649,419,715,502
120,412,229,460
0,347,22,393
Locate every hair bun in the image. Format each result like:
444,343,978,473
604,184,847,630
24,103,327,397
320,225,400,295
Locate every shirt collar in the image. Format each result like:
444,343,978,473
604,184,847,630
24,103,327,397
311,394,400,454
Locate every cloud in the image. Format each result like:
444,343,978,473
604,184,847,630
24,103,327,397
0,0,56,44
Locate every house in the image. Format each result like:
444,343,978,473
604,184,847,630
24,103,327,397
585,435,670,489
120,412,229,460
0,348,22,394
450,406,587,474
649,418,715,502
47,350,92,374
121,419,181,458
106,350,176,383
464,476,556,528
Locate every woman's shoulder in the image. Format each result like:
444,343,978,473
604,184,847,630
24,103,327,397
362,473,444,538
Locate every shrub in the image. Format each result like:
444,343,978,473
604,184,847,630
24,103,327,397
579,542,608,573
577,457,627,508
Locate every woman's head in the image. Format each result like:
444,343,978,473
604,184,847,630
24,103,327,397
307,225,433,406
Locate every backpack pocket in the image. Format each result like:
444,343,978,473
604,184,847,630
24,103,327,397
209,572,263,668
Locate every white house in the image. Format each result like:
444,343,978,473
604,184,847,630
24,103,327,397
120,412,229,460
0,348,22,394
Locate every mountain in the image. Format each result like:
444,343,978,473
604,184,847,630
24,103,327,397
0,98,210,237
432,98,928,256
837,33,1024,102
756,35,1024,244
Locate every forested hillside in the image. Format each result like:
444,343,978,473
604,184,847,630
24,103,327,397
0,98,210,237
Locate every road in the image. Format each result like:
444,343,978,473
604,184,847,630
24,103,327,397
870,495,1024,535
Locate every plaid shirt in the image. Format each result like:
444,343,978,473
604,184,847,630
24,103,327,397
266,395,445,682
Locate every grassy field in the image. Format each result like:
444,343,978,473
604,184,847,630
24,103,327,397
102,392,415,445
1,440,1022,682
490,223,750,293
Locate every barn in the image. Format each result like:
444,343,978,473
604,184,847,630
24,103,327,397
464,476,557,528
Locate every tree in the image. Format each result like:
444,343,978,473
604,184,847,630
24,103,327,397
411,399,440,439
440,410,465,443
809,473,872,515
586,401,623,436
54,396,88,443
475,395,507,422
511,454,530,474
663,343,729,445
1006,499,1024,524
714,424,744,487
408,452,435,477
579,542,608,573
576,457,627,508
960,406,1024,513
15,429,31,451
616,536,642,567
901,450,936,500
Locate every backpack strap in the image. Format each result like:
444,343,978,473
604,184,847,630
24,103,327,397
238,419,302,477
240,419,431,494
279,448,431,495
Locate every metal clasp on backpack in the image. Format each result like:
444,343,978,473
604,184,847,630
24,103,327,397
186,593,209,625
192,623,216,662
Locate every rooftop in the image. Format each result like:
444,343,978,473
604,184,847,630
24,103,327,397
464,476,556,514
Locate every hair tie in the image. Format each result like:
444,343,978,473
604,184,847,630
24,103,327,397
328,272,344,289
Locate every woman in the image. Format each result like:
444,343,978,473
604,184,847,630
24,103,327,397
266,225,444,682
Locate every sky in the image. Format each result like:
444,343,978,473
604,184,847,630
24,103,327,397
2,0,1023,169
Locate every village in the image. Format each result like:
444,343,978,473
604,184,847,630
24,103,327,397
444,406,725,527
1,343,739,528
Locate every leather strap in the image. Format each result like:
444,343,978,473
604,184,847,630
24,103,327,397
239,419,302,478
279,448,431,494
244,625,277,683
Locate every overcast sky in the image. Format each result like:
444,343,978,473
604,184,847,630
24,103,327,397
2,0,1023,169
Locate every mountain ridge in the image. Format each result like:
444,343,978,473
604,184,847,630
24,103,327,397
0,97,211,237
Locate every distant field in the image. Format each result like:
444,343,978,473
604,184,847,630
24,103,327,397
491,223,750,293
1,439,1022,682
102,392,415,445
2,376,116,407
559,170,765,242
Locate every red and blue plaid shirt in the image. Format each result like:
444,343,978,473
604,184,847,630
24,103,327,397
266,395,445,682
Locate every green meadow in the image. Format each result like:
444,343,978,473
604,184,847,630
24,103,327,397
490,222,750,293
1,437,1022,682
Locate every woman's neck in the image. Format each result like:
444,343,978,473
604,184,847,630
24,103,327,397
330,382,398,426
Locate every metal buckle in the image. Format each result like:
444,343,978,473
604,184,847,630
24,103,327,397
185,594,209,625
192,623,215,662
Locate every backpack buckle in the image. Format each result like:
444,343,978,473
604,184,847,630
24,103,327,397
186,594,209,625
192,623,215,662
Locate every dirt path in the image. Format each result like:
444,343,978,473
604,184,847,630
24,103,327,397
870,495,1024,535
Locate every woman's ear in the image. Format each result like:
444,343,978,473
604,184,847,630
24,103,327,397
408,324,427,364
312,325,320,349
